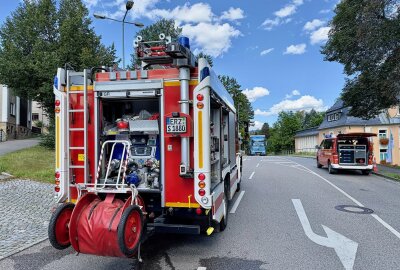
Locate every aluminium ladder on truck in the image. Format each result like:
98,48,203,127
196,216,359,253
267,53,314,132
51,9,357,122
66,70,90,200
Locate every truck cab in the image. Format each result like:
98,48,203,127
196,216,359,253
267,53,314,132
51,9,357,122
316,133,376,175
249,135,266,156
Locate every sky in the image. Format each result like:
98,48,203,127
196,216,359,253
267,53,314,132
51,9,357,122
0,0,344,130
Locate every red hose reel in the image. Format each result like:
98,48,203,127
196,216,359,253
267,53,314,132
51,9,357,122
49,193,145,257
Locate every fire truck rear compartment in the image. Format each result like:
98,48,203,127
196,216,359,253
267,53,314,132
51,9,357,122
100,97,162,191
337,137,369,165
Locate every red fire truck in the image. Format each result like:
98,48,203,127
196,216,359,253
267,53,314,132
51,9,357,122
48,34,242,259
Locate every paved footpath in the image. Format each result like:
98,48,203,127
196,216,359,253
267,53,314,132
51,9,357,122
0,180,55,260
0,138,40,156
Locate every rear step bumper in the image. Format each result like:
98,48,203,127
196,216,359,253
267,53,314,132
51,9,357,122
147,223,201,234
331,164,373,170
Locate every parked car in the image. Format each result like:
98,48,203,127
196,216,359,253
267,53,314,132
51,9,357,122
316,133,376,175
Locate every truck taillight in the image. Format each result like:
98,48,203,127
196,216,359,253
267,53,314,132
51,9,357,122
55,100,60,106
198,189,206,196
198,173,205,181
368,154,373,165
54,186,60,192
195,208,203,215
55,180,60,185
196,94,204,101
197,102,204,109
55,107,60,113
55,171,60,179
198,181,206,189
333,154,339,164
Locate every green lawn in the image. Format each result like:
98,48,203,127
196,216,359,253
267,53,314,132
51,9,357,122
382,173,400,182
0,146,54,183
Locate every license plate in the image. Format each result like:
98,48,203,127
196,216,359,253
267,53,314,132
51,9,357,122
166,117,187,133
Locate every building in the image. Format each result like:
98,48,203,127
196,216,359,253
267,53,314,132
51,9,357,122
32,101,50,133
0,85,32,141
295,99,400,164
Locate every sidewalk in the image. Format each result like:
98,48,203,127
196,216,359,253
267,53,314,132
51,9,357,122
0,138,40,156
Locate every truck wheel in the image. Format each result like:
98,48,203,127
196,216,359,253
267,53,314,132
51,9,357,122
48,203,74,250
362,170,371,175
317,159,323,168
328,161,336,174
118,205,144,257
220,180,230,231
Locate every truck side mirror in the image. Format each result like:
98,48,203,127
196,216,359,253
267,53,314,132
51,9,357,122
315,145,321,149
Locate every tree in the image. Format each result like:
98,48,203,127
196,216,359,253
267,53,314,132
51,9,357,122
0,0,117,148
302,109,325,129
129,19,181,68
322,0,400,119
196,52,213,67
260,123,270,138
0,0,117,116
218,75,254,134
267,111,303,153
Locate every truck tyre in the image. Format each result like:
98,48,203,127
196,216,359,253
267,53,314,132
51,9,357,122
220,179,230,231
328,161,336,174
362,170,371,175
118,205,144,257
317,158,323,168
48,203,75,250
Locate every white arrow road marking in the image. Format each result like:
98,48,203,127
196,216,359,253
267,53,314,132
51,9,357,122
249,172,255,180
230,191,245,214
292,199,358,270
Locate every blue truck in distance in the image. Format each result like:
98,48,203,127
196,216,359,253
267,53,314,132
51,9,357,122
249,135,267,156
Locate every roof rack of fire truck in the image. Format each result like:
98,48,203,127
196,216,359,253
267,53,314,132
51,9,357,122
134,33,197,69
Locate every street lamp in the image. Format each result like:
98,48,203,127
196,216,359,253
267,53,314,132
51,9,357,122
93,0,144,69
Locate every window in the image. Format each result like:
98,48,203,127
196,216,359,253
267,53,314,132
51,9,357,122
380,149,387,161
327,112,341,122
378,129,387,139
324,139,333,149
10,103,15,116
32,113,39,121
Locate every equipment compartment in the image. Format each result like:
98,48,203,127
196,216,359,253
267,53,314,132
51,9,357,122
99,98,162,191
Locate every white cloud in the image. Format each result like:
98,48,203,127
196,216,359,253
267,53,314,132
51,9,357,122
220,7,245,21
303,19,325,31
148,3,213,24
255,95,325,116
284,44,307,55
310,26,331,45
292,89,301,96
250,120,264,131
319,9,331,14
181,22,241,57
261,0,304,30
275,5,297,18
285,89,301,99
242,87,270,102
261,18,281,30
83,0,99,8
260,48,274,56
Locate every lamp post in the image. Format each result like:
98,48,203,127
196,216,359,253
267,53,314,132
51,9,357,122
93,0,144,69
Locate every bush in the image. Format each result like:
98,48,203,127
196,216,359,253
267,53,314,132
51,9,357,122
39,123,55,149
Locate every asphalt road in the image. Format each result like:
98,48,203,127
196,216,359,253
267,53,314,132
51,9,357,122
1,156,400,270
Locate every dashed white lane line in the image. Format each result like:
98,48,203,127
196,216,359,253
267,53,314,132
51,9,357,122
197,267,207,270
230,191,245,214
256,163,260,167
249,172,255,180
284,157,400,240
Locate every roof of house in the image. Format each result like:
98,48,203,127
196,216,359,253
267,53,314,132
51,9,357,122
318,99,384,130
295,127,319,138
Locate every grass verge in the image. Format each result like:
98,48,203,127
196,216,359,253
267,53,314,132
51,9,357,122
0,145,54,183
381,172,400,182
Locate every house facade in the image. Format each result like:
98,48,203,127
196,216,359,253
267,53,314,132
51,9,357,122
0,85,32,141
295,100,400,164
